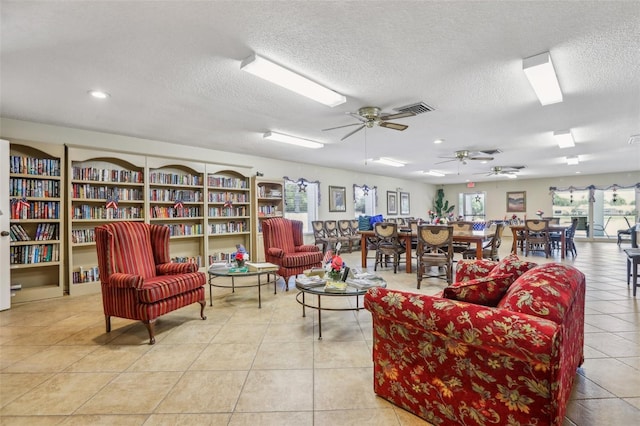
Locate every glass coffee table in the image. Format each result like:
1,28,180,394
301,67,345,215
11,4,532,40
208,265,278,308
295,274,386,339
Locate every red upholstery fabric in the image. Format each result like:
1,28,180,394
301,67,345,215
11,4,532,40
364,262,586,426
489,253,538,279
455,259,498,282
443,273,514,306
262,218,323,287
95,222,206,344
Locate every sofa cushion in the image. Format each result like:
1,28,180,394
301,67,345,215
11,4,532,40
455,259,498,282
489,253,537,279
497,263,584,324
443,273,514,306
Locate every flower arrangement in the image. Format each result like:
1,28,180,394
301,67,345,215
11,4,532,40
536,210,544,218
325,255,344,282
232,244,249,267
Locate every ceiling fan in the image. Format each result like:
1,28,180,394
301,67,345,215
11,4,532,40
478,165,526,176
435,149,499,165
322,106,416,141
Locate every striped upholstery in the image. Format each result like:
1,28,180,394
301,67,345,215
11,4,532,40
95,222,206,344
262,218,323,289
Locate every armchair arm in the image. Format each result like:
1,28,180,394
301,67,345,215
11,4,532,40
295,244,321,253
156,262,198,275
267,247,285,258
364,287,558,366
108,272,144,289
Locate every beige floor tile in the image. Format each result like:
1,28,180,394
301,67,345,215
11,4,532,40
584,314,638,332
228,411,312,426
126,343,206,372
0,345,46,369
585,332,640,357
59,414,148,425
0,415,65,425
65,345,151,372
565,397,640,425
569,372,616,400
1,373,117,415
155,370,247,413
581,358,640,398
144,413,231,425
189,342,259,370
235,369,313,412
252,341,314,369
157,321,222,344
210,323,268,344
263,322,314,342
314,367,391,410
314,408,400,425
75,372,182,414
314,340,372,369
0,372,54,407
3,345,98,373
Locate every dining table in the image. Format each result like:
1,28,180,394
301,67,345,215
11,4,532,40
359,228,494,274
509,224,571,259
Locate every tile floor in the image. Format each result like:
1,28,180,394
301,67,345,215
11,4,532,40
1,240,639,425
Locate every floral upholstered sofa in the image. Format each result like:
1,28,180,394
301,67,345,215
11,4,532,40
364,255,585,426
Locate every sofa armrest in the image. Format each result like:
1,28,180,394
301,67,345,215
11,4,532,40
364,287,558,366
295,244,320,252
156,262,198,275
108,272,144,289
267,247,285,258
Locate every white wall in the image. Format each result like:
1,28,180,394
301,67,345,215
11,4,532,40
1,118,436,220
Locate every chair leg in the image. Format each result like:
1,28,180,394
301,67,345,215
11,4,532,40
199,300,207,320
143,319,157,345
105,315,111,333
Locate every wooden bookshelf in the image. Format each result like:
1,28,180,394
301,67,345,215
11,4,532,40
251,177,284,262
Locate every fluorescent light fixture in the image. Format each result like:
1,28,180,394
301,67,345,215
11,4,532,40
433,139,444,144
554,130,575,148
372,157,405,167
628,134,640,145
567,156,579,165
241,54,346,107
422,170,445,177
88,90,110,99
507,174,518,179
263,131,324,149
523,52,563,105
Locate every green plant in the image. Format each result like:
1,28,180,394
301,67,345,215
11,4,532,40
433,188,455,218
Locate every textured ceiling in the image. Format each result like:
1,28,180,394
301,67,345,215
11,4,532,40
1,1,639,183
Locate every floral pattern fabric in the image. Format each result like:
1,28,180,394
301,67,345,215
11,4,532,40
443,273,514,306
364,261,586,426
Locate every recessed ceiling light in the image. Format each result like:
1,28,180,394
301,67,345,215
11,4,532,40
263,131,323,149
554,130,575,148
434,139,444,144
88,90,110,99
567,156,580,165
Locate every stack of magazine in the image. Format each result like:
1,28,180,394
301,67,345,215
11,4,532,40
296,275,326,289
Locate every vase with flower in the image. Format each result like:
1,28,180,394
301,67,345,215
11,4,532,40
234,251,249,269
536,210,544,219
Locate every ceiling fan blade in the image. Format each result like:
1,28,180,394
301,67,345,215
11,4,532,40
434,158,458,164
469,155,494,161
379,121,408,131
341,124,366,141
322,122,362,131
348,112,369,123
380,111,415,120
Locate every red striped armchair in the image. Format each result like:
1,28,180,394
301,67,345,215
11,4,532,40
262,218,323,290
95,222,206,344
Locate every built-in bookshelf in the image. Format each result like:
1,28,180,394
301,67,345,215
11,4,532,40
148,159,205,269
251,177,284,262
67,148,146,296
206,167,252,265
8,141,65,303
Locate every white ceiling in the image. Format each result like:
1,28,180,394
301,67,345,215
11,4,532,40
1,1,639,184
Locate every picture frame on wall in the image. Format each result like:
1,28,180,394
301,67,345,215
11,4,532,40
387,191,398,215
328,185,347,212
400,192,410,215
506,191,526,212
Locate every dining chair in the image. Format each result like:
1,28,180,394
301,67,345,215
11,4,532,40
416,224,454,288
373,222,406,273
449,221,474,255
311,220,333,253
462,223,503,261
338,219,360,252
525,219,551,258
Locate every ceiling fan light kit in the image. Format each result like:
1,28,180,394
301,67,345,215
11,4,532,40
523,51,563,106
263,131,324,149
241,53,346,107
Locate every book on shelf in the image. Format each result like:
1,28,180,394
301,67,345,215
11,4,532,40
246,262,278,272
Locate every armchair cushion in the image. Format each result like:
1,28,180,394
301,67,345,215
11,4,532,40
443,273,514,306
138,272,207,303
156,262,198,275
455,258,498,282
489,253,537,279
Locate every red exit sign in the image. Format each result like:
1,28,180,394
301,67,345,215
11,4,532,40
467,182,475,188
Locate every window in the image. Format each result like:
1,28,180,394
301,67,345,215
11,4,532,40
592,187,637,238
354,185,377,217
458,192,486,220
552,189,590,237
284,180,318,233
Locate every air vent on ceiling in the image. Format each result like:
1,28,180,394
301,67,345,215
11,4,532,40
394,101,434,115
628,134,640,145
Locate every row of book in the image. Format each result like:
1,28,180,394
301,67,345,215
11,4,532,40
71,166,144,183
208,221,248,234
10,201,60,220
149,189,203,202
171,256,203,267
10,244,60,264
208,192,249,203
71,228,95,244
71,184,144,201
10,178,60,198
150,206,201,218
71,205,143,220
72,266,100,284
208,253,237,263
207,176,248,189
257,205,280,215
10,155,61,176
149,172,203,186
166,223,204,237
208,207,248,217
